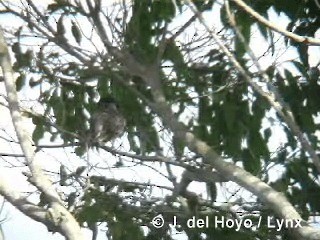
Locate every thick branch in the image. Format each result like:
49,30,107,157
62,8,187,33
104,14,320,240
0,27,85,240
204,1,320,173
176,2,320,239
0,27,61,206
223,0,320,174
0,175,48,224
149,75,320,239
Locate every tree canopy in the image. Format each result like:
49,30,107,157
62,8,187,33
0,0,320,239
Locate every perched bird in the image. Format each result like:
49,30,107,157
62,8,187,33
90,97,126,144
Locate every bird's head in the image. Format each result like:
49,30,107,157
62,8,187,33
97,97,119,112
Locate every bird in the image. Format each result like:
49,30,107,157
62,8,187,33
90,97,126,144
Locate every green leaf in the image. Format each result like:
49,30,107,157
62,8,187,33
270,177,289,192
75,166,86,177
11,42,21,54
263,128,271,140
74,146,86,156
249,130,268,157
277,149,287,163
257,23,268,40
194,0,214,11
32,124,44,144
296,44,309,67
38,192,49,207
152,0,175,21
57,15,66,36
71,21,82,44
16,74,26,91
29,77,41,88
206,183,217,202
128,136,140,154
59,165,68,186
172,134,184,159
242,149,260,175
223,102,236,133
234,13,251,58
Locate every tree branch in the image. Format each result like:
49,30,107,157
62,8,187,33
223,0,320,174
0,27,85,240
0,175,48,224
231,0,320,45
101,5,320,239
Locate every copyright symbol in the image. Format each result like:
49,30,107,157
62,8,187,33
151,214,164,228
